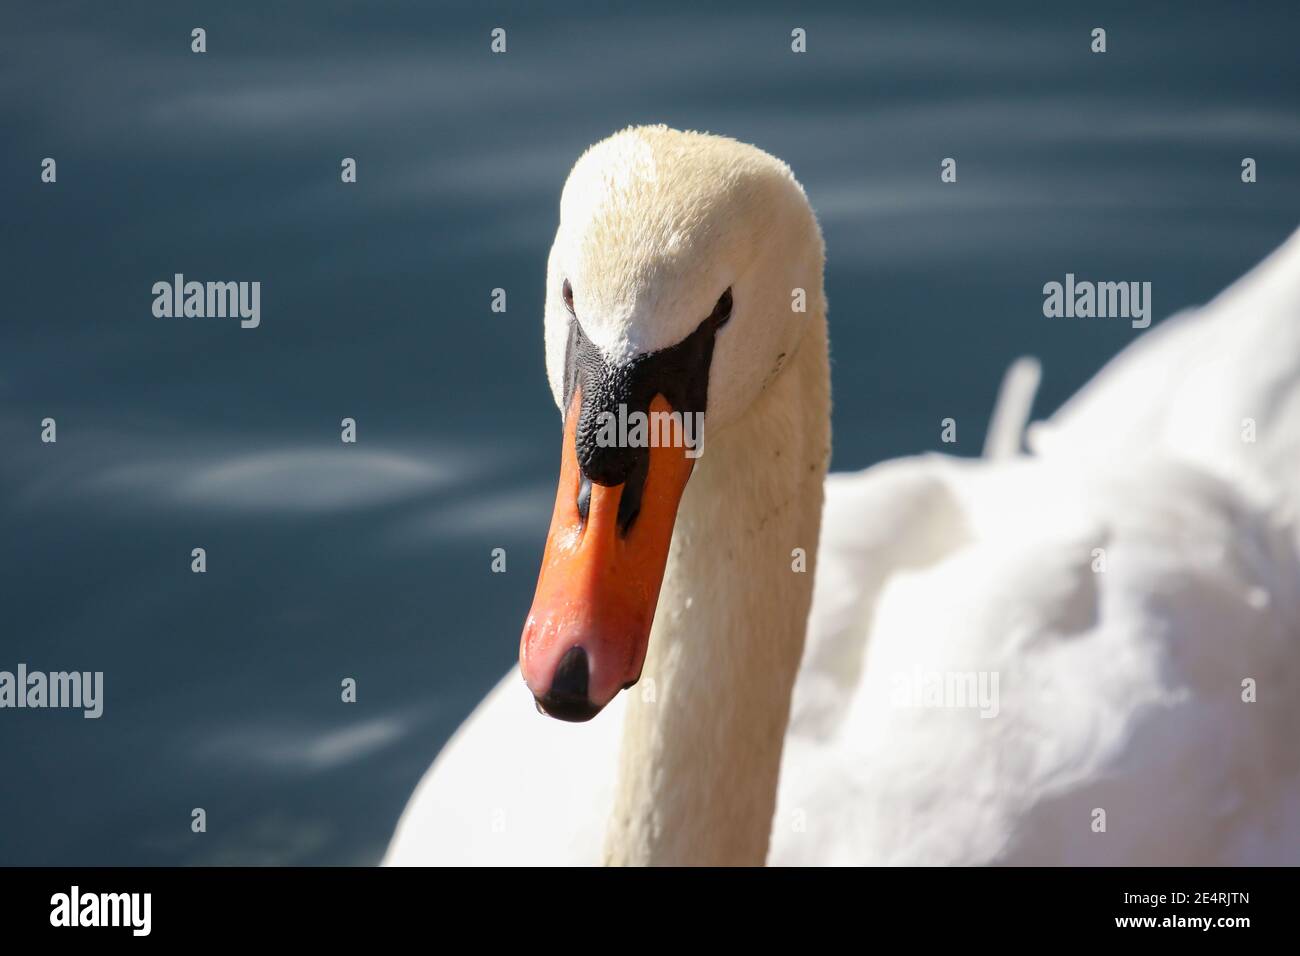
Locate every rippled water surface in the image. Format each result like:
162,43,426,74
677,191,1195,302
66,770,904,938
2,1,1298,863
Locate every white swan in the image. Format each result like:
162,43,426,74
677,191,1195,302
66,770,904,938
386,126,1300,865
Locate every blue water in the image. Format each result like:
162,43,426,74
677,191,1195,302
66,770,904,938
2,1,1297,864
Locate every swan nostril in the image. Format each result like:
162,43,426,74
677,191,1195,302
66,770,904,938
535,646,599,722
577,475,592,522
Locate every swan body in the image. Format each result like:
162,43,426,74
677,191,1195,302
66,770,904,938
386,126,1300,865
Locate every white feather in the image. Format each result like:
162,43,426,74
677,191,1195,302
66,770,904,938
385,128,1300,865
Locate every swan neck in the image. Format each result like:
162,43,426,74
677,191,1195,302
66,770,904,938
603,311,830,865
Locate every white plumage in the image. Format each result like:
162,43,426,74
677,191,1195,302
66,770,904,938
386,128,1300,865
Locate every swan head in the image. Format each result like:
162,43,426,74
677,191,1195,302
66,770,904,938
520,125,824,721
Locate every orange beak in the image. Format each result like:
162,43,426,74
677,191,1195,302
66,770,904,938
520,392,695,720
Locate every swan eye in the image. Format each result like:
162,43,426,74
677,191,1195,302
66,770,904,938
710,287,733,327
562,279,575,314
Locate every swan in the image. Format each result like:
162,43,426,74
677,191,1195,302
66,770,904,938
385,126,1300,865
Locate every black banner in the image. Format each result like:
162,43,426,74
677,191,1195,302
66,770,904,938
0,866,1286,942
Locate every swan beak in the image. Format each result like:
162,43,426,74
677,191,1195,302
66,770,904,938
520,393,695,721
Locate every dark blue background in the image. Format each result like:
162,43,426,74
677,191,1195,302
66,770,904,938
2,1,1297,864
